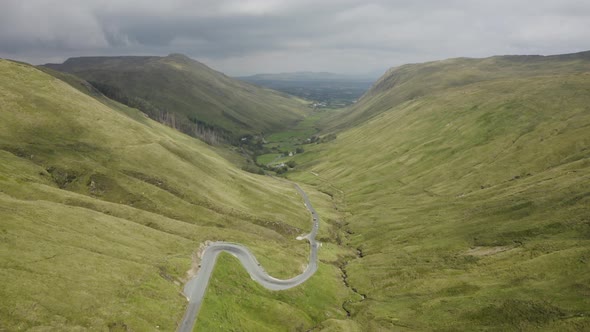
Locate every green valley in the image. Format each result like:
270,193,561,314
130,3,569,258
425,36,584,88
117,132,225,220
1,49,590,332
0,59,352,331
237,72,376,108
44,54,310,144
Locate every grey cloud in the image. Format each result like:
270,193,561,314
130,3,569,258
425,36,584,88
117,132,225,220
1,0,589,75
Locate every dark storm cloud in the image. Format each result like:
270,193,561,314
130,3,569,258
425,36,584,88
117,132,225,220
1,0,589,74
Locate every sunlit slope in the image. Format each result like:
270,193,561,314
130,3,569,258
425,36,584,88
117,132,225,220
44,54,308,141
293,54,590,330
0,60,348,331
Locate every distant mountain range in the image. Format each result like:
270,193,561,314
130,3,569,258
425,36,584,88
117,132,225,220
237,71,380,82
237,71,380,108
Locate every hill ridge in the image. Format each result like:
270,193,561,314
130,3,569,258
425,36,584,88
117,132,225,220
292,49,590,331
322,49,590,131
43,54,309,144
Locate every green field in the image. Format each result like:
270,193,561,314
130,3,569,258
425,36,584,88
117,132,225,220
267,112,326,142
257,110,334,169
256,153,283,166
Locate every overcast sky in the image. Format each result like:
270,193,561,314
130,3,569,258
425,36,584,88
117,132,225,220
1,0,589,75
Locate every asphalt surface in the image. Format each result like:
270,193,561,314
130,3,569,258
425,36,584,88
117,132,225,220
177,183,320,332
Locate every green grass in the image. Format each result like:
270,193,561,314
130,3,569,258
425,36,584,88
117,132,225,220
267,111,327,144
0,59,352,331
256,153,282,165
196,251,351,331
195,181,356,331
289,52,590,331
258,110,334,169
4,50,590,331
322,50,590,132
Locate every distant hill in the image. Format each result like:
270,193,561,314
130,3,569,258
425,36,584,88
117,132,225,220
43,54,309,144
238,71,379,82
238,71,378,108
322,50,590,130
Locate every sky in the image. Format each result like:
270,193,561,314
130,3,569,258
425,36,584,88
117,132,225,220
1,0,589,76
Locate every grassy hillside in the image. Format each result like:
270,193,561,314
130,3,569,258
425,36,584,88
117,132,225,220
43,54,309,144
0,59,353,331
323,50,590,131
290,52,590,330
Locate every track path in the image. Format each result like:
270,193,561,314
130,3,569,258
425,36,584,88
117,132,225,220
177,182,320,332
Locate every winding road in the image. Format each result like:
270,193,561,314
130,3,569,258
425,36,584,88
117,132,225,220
177,183,320,332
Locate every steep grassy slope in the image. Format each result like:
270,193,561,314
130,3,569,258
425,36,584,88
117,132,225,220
291,53,590,331
0,59,352,331
323,50,590,131
44,54,308,143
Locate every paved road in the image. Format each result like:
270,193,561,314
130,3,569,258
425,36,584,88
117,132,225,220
177,183,320,332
